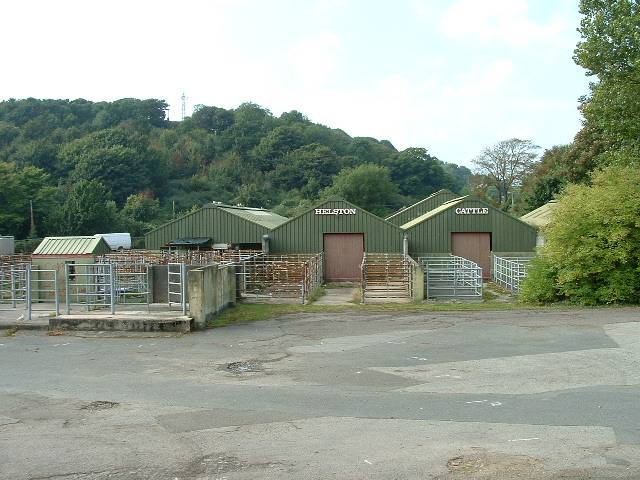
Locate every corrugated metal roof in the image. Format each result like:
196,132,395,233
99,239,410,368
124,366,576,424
520,200,558,228
400,197,466,229
217,205,288,229
32,236,111,256
385,189,458,223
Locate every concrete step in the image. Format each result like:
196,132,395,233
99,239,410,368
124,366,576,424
50,314,192,333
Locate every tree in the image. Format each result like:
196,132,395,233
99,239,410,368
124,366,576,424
574,0,640,158
121,192,160,222
56,180,119,235
61,128,160,205
322,164,398,216
521,163,640,305
385,148,448,200
0,162,56,238
472,138,539,206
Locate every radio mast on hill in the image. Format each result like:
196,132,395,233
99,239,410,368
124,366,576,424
181,92,187,121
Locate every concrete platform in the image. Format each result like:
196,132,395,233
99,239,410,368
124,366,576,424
50,314,192,333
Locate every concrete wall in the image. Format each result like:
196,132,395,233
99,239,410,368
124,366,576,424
187,263,236,329
412,262,425,302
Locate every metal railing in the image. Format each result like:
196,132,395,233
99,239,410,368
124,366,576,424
236,253,323,304
492,254,533,293
1,263,61,320
168,263,187,315
361,253,414,303
0,264,28,310
65,263,115,314
418,254,483,299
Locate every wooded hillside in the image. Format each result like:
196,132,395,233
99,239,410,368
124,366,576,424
0,98,471,240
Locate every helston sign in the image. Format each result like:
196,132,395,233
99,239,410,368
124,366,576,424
314,208,357,215
455,207,489,215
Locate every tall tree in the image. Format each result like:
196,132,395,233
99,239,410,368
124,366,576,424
574,0,640,159
472,138,539,206
322,164,398,216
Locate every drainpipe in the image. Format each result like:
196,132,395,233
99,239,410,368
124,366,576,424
403,234,409,257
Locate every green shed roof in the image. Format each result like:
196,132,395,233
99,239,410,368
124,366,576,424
520,200,558,228
33,236,111,256
400,197,466,229
217,205,288,229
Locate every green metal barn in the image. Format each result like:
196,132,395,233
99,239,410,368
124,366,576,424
268,198,404,281
144,204,288,250
401,196,537,277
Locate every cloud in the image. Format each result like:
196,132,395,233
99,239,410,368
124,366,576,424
440,0,569,47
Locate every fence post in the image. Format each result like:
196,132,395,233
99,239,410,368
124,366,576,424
10,267,17,308
181,263,187,315
109,264,116,315
65,263,70,315
25,264,32,321
53,270,60,316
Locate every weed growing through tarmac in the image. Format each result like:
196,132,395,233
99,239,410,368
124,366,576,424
4,327,18,337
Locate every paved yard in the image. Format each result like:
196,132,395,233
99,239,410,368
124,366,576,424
1,307,639,479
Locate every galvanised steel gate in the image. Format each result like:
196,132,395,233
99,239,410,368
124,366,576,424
492,255,533,293
65,263,115,314
168,263,187,315
419,255,483,299
0,264,60,320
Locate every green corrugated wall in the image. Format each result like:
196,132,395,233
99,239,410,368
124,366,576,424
386,190,460,226
405,198,536,253
269,199,404,253
145,206,269,249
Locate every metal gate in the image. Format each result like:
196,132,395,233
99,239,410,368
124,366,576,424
115,264,150,306
419,255,483,299
29,266,60,318
65,263,115,314
0,264,28,310
168,263,187,314
1,264,60,320
492,254,533,293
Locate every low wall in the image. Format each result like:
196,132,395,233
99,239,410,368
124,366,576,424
187,263,236,329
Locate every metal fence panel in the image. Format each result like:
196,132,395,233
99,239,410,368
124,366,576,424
492,254,533,293
419,255,483,299
65,263,115,314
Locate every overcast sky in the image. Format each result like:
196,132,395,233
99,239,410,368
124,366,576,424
1,0,589,166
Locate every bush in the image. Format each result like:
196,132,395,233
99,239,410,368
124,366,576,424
519,255,559,304
528,164,640,305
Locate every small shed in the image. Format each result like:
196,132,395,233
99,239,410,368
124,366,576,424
144,204,288,250
520,200,558,246
385,189,459,226
31,236,112,299
402,196,536,278
268,197,404,281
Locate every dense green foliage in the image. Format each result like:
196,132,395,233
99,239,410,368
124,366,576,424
521,165,640,305
0,98,470,239
522,1,640,305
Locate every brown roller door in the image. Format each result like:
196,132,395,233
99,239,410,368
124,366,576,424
323,233,364,282
451,232,491,279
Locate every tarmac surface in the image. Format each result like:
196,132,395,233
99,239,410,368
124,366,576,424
1,307,640,479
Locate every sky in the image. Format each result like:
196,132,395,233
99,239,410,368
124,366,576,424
0,0,589,167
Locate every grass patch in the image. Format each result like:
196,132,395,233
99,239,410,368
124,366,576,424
305,286,326,304
206,300,573,329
